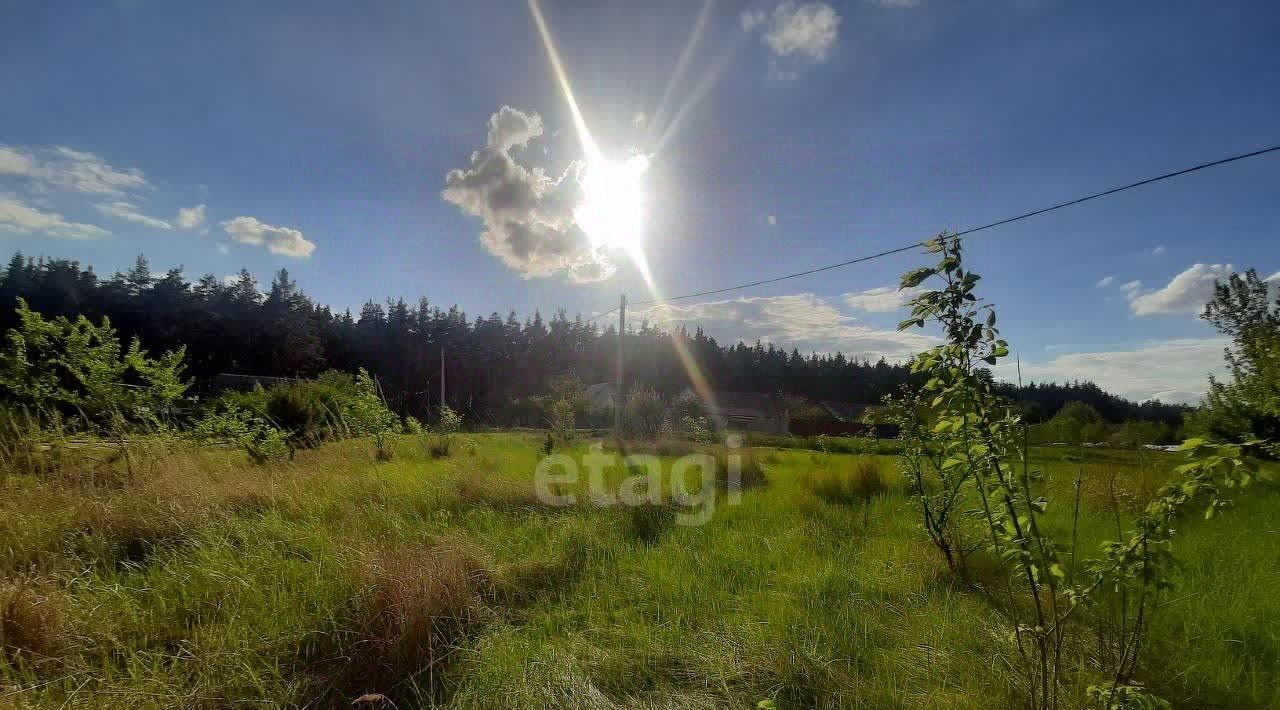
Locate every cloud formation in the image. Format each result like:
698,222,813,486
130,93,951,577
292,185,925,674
95,201,172,230
1127,263,1231,316
1000,338,1229,404
1095,275,1114,288
0,144,148,196
842,285,922,312
0,196,110,239
222,216,316,258
742,2,841,79
632,293,937,362
176,204,207,230
442,106,613,283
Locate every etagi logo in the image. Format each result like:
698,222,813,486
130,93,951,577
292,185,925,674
532,436,749,526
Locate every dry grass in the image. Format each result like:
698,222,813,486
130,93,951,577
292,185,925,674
0,580,69,662
1078,462,1165,514
350,537,494,701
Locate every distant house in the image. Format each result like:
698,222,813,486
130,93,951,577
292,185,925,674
585,382,617,410
211,373,298,393
701,391,788,435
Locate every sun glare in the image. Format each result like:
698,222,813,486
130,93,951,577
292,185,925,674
575,153,650,256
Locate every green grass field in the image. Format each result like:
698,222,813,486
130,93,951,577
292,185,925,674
1,433,1276,709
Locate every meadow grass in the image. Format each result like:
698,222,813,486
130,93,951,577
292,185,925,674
0,434,1275,708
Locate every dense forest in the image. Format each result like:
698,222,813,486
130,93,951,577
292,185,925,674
0,252,1187,425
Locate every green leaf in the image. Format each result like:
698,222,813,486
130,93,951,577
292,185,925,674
900,267,937,289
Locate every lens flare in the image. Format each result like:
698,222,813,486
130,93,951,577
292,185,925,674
575,154,650,256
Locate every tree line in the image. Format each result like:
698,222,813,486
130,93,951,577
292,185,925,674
0,252,1188,426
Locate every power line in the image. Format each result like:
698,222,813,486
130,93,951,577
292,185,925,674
626,143,1280,307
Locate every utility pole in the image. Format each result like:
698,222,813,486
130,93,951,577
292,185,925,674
615,294,626,436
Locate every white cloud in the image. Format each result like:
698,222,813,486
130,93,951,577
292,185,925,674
999,338,1228,404
176,204,207,230
741,9,768,31
766,214,777,226
763,3,841,61
95,201,172,230
632,293,937,362
1127,263,1231,317
221,216,316,258
842,285,922,313
742,2,841,79
0,147,36,176
0,196,110,239
1151,245,1166,256
1095,275,1114,288
631,112,647,128
216,243,230,255
871,0,920,6
442,106,613,283
1119,280,1141,293
1265,271,1280,283
0,144,148,196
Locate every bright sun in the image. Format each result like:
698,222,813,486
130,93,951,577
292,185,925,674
574,154,650,255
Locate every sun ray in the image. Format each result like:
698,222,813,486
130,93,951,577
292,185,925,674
526,0,719,423
645,0,715,149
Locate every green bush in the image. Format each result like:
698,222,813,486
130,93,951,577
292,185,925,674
622,387,665,440
191,403,290,464
0,299,188,430
549,398,575,442
264,381,346,448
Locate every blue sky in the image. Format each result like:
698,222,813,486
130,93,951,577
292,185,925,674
2,0,1277,403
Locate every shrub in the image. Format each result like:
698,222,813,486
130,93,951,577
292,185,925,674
0,299,188,430
622,387,665,440
191,403,290,464
438,405,463,435
265,381,345,448
548,398,575,442
403,415,425,435
348,369,398,461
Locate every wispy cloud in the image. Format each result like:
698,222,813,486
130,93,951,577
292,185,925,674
0,196,110,239
1095,275,1114,288
998,338,1228,404
842,285,922,313
632,292,936,362
0,144,149,197
95,201,172,230
222,216,315,258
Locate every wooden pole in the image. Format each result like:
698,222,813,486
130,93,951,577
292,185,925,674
615,294,625,436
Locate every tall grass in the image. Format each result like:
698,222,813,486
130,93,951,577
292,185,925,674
0,434,1274,709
